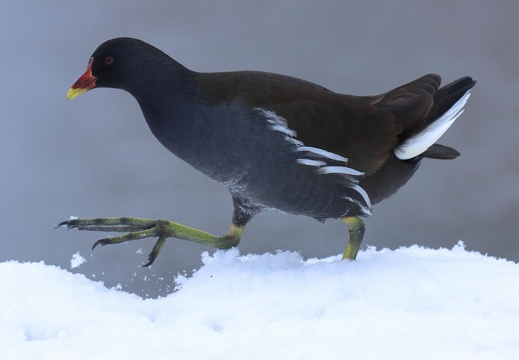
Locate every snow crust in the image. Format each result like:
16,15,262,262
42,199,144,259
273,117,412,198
2,242,518,359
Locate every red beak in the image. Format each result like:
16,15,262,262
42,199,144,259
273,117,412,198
66,57,96,100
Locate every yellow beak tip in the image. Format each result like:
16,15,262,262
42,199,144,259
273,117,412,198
66,87,87,100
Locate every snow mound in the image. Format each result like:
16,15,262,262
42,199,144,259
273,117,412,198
1,242,518,359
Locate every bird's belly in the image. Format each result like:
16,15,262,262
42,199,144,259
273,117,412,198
224,161,364,220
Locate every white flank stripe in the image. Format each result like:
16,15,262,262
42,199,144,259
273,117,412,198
257,107,372,213
296,159,327,167
286,136,303,147
394,91,471,160
294,146,348,163
257,108,303,147
344,195,372,216
317,166,364,176
350,184,372,212
268,123,297,138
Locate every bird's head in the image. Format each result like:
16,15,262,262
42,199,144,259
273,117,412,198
66,37,178,100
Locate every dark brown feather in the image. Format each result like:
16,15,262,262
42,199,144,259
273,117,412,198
195,72,453,175
421,144,460,160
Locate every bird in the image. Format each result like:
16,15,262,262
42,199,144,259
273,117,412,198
57,37,476,267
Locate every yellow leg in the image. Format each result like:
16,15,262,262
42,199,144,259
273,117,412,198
56,217,244,267
341,216,365,260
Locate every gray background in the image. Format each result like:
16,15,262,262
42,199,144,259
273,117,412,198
1,0,517,298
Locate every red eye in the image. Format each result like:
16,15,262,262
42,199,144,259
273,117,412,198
105,56,114,65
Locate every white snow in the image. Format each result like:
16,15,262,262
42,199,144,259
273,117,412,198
2,242,519,359
70,251,86,269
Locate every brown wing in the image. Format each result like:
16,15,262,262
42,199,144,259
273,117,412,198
195,71,441,175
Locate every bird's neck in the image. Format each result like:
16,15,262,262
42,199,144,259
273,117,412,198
129,67,200,158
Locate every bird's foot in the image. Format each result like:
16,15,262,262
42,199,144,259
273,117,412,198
56,217,243,266
341,216,365,260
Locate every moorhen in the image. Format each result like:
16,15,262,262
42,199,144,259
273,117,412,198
57,37,476,266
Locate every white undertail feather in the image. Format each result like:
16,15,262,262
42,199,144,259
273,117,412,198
394,91,471,160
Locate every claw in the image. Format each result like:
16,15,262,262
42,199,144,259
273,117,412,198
55,216,82,230
142,235,167,267
54,220,73,230
92,238,109,250
142,258,154,268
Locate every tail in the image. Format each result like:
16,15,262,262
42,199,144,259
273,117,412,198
394,76,476,160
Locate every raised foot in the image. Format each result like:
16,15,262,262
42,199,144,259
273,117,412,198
56,217,243,267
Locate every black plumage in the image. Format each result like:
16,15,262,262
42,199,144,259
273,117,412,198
58,37,476,266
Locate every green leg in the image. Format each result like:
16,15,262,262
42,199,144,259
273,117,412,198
56,217,244,267
341,216,365,260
